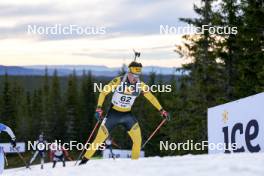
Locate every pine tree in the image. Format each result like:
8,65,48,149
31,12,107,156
217,0,242,100
41,67,51,139
49,69,64,140
11,80,27,140
1,73,16,128
177,0,226,153
31,89,43,138
79,70,96,142
235,0,264,96
16,91,31,140
65,70,79,141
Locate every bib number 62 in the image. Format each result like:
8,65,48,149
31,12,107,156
120,96,132,103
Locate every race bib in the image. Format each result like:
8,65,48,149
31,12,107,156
111,92,137,109
54,150,63,156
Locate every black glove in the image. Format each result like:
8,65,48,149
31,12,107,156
11,138,16,148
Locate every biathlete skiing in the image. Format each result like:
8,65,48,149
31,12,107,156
49,143,73,168
0,123,16,174
79,53,169,165
27,133,47,169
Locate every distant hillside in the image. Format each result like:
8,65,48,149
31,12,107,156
0,65,43,75
0,65,182,77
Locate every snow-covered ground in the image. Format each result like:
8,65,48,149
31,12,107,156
4,153,264,176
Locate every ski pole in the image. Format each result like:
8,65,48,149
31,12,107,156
141,118,167,149
14,147,30,169
74,120,101,166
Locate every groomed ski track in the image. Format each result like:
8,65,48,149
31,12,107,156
4,153,264,176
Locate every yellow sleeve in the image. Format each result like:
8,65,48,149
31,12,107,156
97,77,121,108
140,82,163,111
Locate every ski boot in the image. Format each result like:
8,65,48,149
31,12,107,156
79,157,89,165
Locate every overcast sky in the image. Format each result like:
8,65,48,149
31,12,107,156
0,0,199,67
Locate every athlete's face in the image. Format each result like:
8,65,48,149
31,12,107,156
128,72,139,84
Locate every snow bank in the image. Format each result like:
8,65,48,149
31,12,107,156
4,153,264,176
